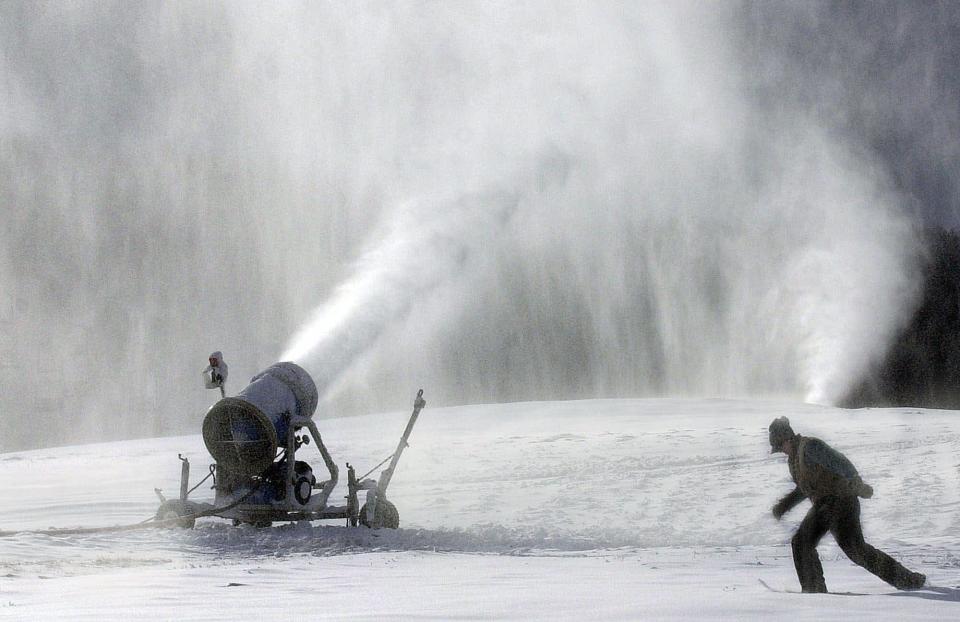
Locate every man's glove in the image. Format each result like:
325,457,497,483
772,488,804,520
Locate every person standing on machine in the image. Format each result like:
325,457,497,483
203,351,228,398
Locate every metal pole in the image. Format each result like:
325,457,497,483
285,414,296,503
346,464,359,527
179,454,190,502
377,389,426,498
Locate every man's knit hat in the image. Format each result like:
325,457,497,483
768,416,796,453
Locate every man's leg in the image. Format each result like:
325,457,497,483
831,496,925,590
791,501,832,593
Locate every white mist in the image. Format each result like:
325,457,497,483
276,3,922,411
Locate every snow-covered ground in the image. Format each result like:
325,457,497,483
2,398,959,619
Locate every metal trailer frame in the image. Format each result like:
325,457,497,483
156,390,426,529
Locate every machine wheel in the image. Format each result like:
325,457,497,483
294,476,312,505
359,498,399,529
155,500,196,529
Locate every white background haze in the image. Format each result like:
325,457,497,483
2,2,958,450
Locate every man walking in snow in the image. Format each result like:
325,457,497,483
769,416,925,592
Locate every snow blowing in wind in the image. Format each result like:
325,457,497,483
3,2,948,451
279,3,922,411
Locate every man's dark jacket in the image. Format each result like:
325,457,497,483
776,435,873,516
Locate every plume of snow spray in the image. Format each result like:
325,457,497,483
275,3,922,410
282,188,522,391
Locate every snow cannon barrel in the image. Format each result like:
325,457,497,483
202,362,318,478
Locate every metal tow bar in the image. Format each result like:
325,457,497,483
377,389,426,499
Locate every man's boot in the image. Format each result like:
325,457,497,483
897,571,926,590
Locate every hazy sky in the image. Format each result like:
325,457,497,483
2,2,958,452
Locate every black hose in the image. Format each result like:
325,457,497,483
185,468,215,497
358,452,395,481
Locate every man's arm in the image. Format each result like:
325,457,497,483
772,487,805,520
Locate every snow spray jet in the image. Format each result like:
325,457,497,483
281,191,515,393
281,160,571,396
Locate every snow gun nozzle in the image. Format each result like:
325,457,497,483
415,389,425,410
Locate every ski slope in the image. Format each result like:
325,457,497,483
2,398,959,619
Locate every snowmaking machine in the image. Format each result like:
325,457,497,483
155,360,425,529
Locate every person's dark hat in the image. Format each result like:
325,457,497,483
768,416,796,453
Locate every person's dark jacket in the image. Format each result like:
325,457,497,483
774,435,873,518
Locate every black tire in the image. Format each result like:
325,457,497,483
155,500,196,529
294,476,312,505
359,498,399,529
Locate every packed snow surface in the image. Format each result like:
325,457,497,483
2,398,959,619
